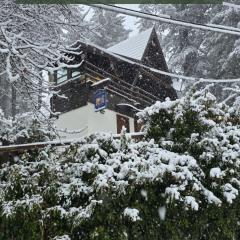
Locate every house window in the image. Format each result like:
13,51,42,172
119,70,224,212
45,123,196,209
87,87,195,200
71,70,81,78
57,68,68,84
117,114,130,134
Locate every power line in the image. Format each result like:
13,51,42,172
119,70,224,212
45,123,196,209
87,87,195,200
88,4,240,37
223,2,240,10
85,5,240,83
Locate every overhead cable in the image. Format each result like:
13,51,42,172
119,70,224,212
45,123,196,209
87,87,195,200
88,4,240,36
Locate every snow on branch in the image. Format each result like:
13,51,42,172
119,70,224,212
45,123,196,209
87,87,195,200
0,2,91,119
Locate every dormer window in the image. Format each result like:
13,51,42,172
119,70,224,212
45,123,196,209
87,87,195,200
71,70,81,78
57,68,68,84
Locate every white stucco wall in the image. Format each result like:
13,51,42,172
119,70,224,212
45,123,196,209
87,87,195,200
54,104,89,139
54,103,135,139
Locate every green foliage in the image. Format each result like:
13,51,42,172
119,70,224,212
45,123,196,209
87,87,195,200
1,86,240,239
137,85,240,239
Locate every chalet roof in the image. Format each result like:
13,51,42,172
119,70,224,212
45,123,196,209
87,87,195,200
72,40,172,83
107,28,154,61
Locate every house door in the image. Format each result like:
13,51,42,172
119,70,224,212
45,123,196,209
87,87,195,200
117,114,130,134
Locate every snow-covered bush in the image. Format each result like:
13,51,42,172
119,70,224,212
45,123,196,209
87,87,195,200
0,131,239,239
1,85,240,239
0,133,206,239
0,110,55,145
138,85,240,205
137,84,240,239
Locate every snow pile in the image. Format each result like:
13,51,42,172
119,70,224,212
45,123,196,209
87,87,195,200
158,206,166,220
210,167,224,178
184,196,199,211
123,208,141,222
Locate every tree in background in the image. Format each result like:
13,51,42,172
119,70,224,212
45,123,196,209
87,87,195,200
61,6,94,45
89,8,131,48
137,3,240,97
199,3,240,99
137,4,210,75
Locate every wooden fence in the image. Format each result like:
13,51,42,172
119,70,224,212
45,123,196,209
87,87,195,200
0,132,145,154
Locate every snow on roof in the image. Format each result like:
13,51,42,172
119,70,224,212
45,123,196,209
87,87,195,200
107,28,154,61
91,78,110,86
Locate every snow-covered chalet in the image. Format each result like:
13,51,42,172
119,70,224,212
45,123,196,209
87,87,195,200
50,27,177,139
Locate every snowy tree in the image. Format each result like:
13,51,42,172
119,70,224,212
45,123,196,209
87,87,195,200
200,2,240,79
199,2,240,99
89,8,131,48
0,2,91,117
61,6,94,45
137,4,211,76
0,109,56,146
137,3,240,97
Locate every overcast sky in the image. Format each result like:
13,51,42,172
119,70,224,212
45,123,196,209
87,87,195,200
118,4,140,36
84,5,140,37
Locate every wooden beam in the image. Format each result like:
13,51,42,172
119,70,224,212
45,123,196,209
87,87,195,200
85,61,159,102
139,67,169,88
110,82,153,105
107,85,152,106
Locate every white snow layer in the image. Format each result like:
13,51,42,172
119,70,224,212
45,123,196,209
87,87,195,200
210,167,224,178
123,208,141,222
158,206,167,220
52,235,71,240
108,28,153,60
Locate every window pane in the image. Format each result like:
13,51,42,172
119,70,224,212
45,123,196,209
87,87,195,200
72,71,81,78
57,69,68,84
57,69,67,78
57,76,67,84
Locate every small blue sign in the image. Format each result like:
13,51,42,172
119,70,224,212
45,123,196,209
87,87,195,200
94,89,107,112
